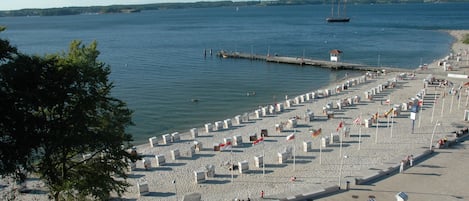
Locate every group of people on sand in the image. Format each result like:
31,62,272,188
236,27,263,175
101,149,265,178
399,155,414,173
437,137,448,149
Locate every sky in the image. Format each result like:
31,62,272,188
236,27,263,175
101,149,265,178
0,0,246,11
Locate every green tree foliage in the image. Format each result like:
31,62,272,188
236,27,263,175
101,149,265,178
0,26,17,63
0,27,30,180
0,31,139,200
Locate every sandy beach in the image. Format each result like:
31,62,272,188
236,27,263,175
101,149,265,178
4,30,469,201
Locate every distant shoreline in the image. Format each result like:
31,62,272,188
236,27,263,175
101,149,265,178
1,0,465,17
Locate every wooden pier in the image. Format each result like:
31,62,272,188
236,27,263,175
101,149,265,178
217,50,412,72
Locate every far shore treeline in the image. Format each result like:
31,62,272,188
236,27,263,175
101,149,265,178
1,0,469,17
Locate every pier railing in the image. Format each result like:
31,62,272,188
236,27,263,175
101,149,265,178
217,50,412,72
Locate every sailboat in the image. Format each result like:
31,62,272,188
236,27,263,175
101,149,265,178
326,0,350,23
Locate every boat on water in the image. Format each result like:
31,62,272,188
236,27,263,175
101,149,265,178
326,17,350,23
326,0,350,23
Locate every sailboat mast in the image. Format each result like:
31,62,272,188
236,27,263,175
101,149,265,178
343,0,347,17
337,0,341,17
331,0,335,17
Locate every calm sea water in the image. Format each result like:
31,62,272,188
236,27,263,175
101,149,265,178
2,3,469,143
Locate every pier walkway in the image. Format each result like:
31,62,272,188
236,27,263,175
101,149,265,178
218,50,412,72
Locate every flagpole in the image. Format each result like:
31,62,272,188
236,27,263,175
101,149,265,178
231,144,233,183
293,130,296,171
390,113,394,138
387,96,391,128
458,82,462,109
450,91,455,112
339,127,343,160
293,141,296,171
387,113,390,128
465,89,469,107
418,100,423,128
319,138,322,165
338,154,347,188
358,125,362,150
358,113,362,150
386,108,394,128
441,97,445,117
430,120,440,150
431,91,437,123
262,140,265,177
375,108,379,144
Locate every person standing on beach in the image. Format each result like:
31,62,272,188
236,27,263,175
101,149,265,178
261,190,264,198
400,160,405,173
410,155,414,167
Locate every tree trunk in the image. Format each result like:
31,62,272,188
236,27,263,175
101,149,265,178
54,192,60,201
